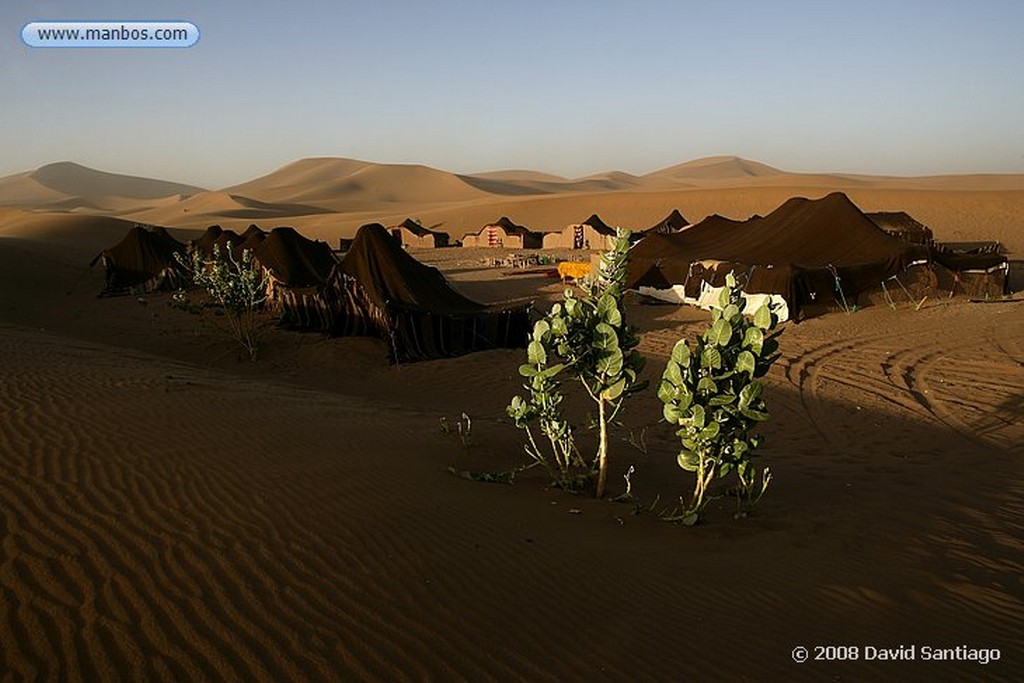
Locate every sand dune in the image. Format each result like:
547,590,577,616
4,157,1022,259
126,191,336,227
1,220,1022,680
647,154,787,181
221,158,487,209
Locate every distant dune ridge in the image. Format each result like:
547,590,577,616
0,155,1022,254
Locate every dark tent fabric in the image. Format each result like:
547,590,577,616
252,227,340,329
643,209,691,236
191,225,243,256
234,224,268,256
334,223,531,362
628,192,930,314
493,216,543,244
91,225,187,296
392,218,450,247
579,214,617,237
253,227,336,288
867,212,934,245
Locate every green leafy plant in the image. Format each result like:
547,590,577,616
508,229,646,497
658,273,781,524
176,244,269,361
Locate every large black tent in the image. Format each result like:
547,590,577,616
91,224,188,295
191,225,243,256
334,223,531,361
252,227,340,329
635,209,690,239
628,192,930,315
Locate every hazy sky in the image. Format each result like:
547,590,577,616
3,0,1023,187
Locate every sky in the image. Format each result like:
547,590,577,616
2,0,1023,188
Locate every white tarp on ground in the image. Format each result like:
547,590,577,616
637,281,790,322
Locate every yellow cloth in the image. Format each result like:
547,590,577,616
557,261,591,281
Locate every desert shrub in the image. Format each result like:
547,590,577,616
176,244,269,361
658,273,781,524
508,229,646,496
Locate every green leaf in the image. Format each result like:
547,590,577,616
738,381,764,410
550,316,568,337
677,388,693,412
677,450,700,472
699,422,720,440
718,286,731,309
701,347,722,369
707,318,733,347
597,348,624,376
690,404,706,429
593,322,618,350
670,339,691,366
597,294,622,327
532,319,550,341
537,363,565,380
663,403,683,424
602,377,626,400
518,364,538,377
664,359,684,387
725,272,737,289
736,350,756,377
708,393,736,406
697,376,717,395
754,304,773,330
743,327,764,355
527,340,546,365
657,379,675,404
740,406,770,422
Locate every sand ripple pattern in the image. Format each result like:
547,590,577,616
3,307,1023,681
776,306,1024,452
0,326,557,681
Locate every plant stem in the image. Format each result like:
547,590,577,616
596,398,608,498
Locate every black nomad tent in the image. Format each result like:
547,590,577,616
628,192,931,316
634,209,690,240
252,227,340,330
91,224,188,295
190,225,243,256
333,223,531,361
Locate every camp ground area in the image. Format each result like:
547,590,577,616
1,158,1023,682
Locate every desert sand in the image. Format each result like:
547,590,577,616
1,157,1023,681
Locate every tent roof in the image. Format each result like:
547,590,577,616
867,211,933,243
193,225,243,254
645,209,690,234
632,192,919,269
578,213,617,236
252,227,337,288
393,217,444,238
341,224,492,314
482,216,540,237
91,225,186,289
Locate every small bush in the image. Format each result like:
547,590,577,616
176,244,269,361
658,273,782,524
508,229,646,496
